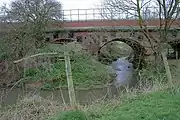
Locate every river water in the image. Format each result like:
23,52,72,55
0,84,124,106
0,58,138,106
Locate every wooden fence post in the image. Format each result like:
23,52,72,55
64,51,77,107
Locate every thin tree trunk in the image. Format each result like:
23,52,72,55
161,51,173,85
154,43,163,66
155,52,162,65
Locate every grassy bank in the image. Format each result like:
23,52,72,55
2,42,180,120
21,43,111,90
50,84,180,120
24,52,110,89
1,82,179,120
86,85,180,120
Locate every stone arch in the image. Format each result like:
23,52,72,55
97,38,146,69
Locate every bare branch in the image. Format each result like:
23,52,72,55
13,52,62,64
141,0,152,9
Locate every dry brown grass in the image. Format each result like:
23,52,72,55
0,94,63,120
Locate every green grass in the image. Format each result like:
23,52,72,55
49,110,88,120
87,86,180,120
45,85,180,120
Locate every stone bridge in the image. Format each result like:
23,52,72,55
1,9,180,68
45,19,180,68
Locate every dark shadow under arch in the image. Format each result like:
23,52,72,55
97,38,146,69
168,39,180,59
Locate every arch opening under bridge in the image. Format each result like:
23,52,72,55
97,38,146,69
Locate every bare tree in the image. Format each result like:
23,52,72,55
0,0,63,58
100,0,138,19
101,0,179,55
1,0,62,22
101,0,180,83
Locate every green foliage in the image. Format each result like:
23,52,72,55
24,50,110,89
88,86,180,120
139,63,167,83
50,110,88,120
